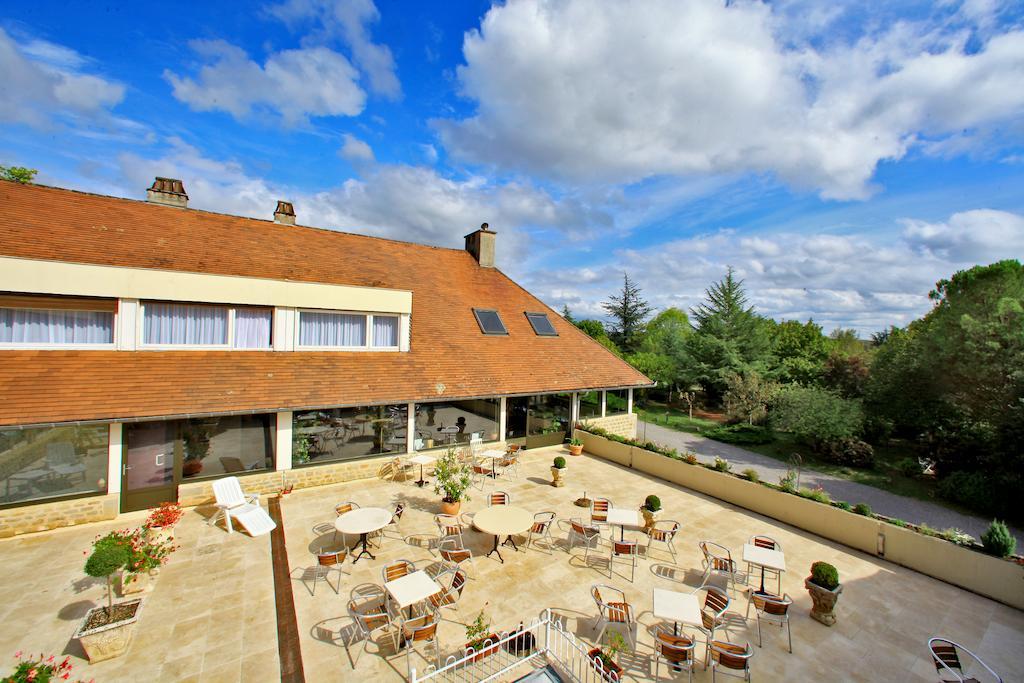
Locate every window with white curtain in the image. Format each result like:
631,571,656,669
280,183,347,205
372,315,399,348
299,311,367,347
0,308,114,345
143,303,229,346
233,308,273,349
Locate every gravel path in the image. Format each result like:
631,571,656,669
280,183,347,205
637,420,1024,546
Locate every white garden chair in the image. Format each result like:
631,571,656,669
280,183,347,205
210,476,276,536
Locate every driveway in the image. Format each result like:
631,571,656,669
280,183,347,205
637,420,1023,547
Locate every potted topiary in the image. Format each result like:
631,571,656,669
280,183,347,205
640,495,661,530
568,437,584,456
433,447,472,515
805,561,843,626
75,532,144,663
588,631,625,678
551,456,567,487
464,606,499,662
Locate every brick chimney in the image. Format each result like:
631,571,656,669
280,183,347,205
146,177,188,208
274,200,296,225
465,222,495,268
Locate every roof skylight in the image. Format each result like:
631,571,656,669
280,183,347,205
525,312,558,336
473,308,508,335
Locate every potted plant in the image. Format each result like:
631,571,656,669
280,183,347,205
551,456,567,487
805,561,843,626
464,606,499,662
433,447,472,515
144,501,183,544
75,533,143,663
122,528,176,594
588,631,625,678
640,494,661,530
4,652,83,682
568,437,584,456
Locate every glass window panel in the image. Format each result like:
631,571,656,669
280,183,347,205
143,302,228,345
525,312,558,336
233,308,273,349
414,398,500,450
125,414,275,481
528,393,572,437
299,312,367,347
0,308,113,345
472,309,507,335
578,391,602,419
293,405,407,465
372,316,399,348
1,424,109,505
606,389,630,415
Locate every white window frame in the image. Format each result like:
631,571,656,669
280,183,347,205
295,309,401,352
137,301,273,351
0,306,117,350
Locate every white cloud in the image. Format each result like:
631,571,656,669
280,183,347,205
339,133,375,162
165,40,365,124
0,28,124,129
437,0,1024,199
902,209,1024,261
267,0,401,98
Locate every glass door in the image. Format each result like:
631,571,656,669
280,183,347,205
525,393,571,449
121,421,179,512
504,396,529,447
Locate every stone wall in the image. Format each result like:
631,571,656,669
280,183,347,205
0,493,119,538
579,412,637,439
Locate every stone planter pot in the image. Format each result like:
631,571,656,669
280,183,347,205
440,499,462,516
568,444,584,456
145,525,174,545
641,507,659,530
75,598,143,663
119,570,155,596
551,466,566,487
587,648,624,678
805,577,843,626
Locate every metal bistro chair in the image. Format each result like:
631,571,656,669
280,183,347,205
382,559,416,585
591,498,612,534
402,611,441,679
654,623,697,683
439,536,476,575
647,520,681,563
435,514,465,550
567,518,603,564
709,641,753,682
693,584,731,664
334,501,360,547
488,491,511,506
747,535,782,594
928,637,1003,682
496,449,520,479
524,511,556,554
745,591,793,653
609,540,640,583
310,547,348,596
700,540,744,597
427,568,467,612
591,584,636,650
346,583,398,665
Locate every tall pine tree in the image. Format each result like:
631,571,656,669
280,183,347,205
602,273,652,353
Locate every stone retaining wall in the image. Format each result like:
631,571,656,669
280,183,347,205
0,493,119,538
579,412,637,439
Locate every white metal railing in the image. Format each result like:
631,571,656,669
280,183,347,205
411,610,620,683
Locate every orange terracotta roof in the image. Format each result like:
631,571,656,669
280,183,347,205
0,182,651,426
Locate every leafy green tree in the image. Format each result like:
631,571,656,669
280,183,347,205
770,319,829,384
771,385,864,445
0,165,37,184
560,304,575,324
823,351,871,398
723,370,778,425
635,307,695,400
602,272,653,353
574,318,607,339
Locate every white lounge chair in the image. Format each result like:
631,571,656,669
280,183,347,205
210,476,276,536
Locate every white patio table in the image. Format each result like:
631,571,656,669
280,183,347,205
385,569,442,619
473,505,534,563
408,453,436,487
742,543,786,593
606,507,642,541
335,507,392,563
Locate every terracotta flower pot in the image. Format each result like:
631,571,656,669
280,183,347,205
588,647,623,678
75,599,143,663
441,499,461,515
568,444,584,456
805,577,843,626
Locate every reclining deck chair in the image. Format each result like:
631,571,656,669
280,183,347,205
210,476,276,536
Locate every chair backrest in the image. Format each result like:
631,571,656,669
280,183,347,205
382,560,413,583
407,615,438,642
703,586,730,616
571,518,597,536
439,537,471,563
532,511,555,532
752,592,791,616
506,443,521,454
591,498,611,521
489,491,510,506
591,585,606,609
436,514,461,536
317,549,346,567
392,502,406,522
700,540,733,569
450,569,467,595
656,627,694,663
750,535,780,551
711,641,752,671
613,540,638,556
335,501,359,516
212,476,245,507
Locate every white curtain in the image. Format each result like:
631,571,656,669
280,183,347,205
372,316,398,347
234,308,272,348
143,303,228,345
0,308,113,344
299,312,366,347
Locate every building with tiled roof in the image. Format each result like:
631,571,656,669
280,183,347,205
0,178,650,531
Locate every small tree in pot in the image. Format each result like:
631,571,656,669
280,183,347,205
433,447,472,514
805,561,843,626
640,494,661,530
551,456,567,487
567,437,584,456
75,532,144,662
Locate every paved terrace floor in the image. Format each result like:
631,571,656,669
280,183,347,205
0,447,1021,682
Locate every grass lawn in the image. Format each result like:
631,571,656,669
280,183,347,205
636,403,719,433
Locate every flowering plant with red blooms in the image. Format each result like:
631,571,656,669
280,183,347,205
124,529,176,575
4,652,92,683
145,502,183,529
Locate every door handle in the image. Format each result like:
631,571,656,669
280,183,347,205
122,463,133,474
155,453,165,467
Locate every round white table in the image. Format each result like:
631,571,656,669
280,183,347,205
473,505,534,564
335,507,392,563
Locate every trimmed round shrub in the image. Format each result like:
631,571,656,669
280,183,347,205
853,503,873,516
818,438,874,468
981,520,1016,558
836,501,852,511
644,495,661,512
552,456,566,469
85,542,129,578
810,561,839,590
741,468,760,483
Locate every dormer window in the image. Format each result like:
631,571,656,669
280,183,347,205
525,311,557,336
473,308,507,335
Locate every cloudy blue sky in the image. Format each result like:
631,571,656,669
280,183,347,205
2,0,1023,334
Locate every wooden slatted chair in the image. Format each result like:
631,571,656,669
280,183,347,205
381,559,415,584
346,583,398,665
310,548,347,596
699,540,743,596
524,511,556,553
646,520,681,563
693,584,730,664
591,584,636,649
745,591,793,653
567,518,603,563
438,537,475,575
591,498,612,533
609,540,640,583
427,568,467,612
333,501,360,547
488,491,511,506
654,624,696,683
434,514,465,550
402,612,441,679
929,637,1003,682
709,641,753,682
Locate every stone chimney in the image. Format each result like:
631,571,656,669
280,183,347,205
464,222,496,268
274,200,296,225
146,177,188,208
